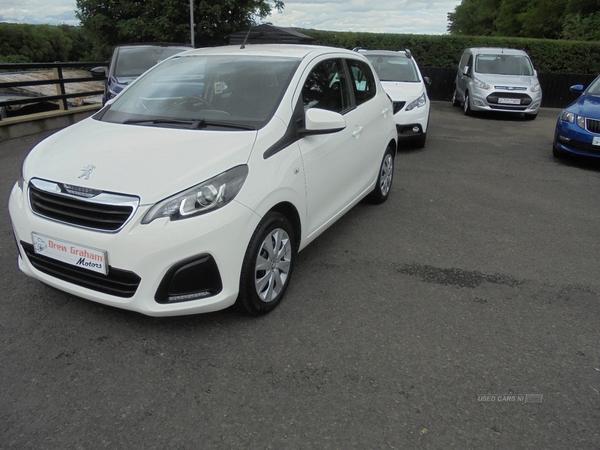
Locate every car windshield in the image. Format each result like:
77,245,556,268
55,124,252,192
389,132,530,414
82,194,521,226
98,54,301,130
475,54,534,76
586,76,600,95
114,46,191,78
364,55,419,82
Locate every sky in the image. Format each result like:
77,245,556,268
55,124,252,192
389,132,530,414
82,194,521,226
0,0,462,35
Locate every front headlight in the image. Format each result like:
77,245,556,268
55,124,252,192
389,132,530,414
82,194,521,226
577,115,586,129
141,165,248,224
531,83,541,93
473,78,490,90
560,110,575,123
405,93,426,111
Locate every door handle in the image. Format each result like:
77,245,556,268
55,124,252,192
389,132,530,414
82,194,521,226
352,127,363,138
381,107,389,118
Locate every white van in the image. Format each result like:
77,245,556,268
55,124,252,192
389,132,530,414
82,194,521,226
452,47,542,120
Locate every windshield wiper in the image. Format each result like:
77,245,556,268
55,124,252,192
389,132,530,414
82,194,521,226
123,118,255,130
124,118,198,128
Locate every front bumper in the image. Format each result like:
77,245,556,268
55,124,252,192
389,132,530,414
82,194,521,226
554,120,600,158
9,182,261,316
394,101,430,139
470,88,541,114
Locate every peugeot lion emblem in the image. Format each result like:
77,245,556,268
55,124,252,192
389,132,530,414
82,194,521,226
78,164,96,180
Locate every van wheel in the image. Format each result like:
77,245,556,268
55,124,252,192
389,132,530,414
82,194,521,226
236,212,295,315
452,88,460,107
463,92,472,116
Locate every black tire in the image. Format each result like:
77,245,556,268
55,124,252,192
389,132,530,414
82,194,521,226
452,88,461,107
463,92,472,116
553,143,568,159
414,132,427,149
367,146,395,204
236,212,296,315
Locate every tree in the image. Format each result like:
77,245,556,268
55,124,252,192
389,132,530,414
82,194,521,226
447,0,600,40
447,0,502,35
76,0,284,60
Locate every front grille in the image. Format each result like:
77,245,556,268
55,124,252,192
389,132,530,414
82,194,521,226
21,241,141,298
586,118,600,134
28,179,139,232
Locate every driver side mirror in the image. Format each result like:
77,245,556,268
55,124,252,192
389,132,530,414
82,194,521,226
300,108,346,136
462,66,470,77
91,66,107,79
570,84,585,93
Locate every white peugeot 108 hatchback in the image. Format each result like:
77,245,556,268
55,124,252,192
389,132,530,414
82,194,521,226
9,44,398,316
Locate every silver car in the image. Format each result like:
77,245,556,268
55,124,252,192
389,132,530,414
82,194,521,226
452,47,542,120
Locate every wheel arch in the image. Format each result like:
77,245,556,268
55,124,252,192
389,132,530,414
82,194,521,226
267,201,302,251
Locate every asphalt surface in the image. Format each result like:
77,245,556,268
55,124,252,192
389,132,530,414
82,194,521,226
1,102,599,449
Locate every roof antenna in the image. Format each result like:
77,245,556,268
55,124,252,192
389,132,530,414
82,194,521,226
240,25,253,49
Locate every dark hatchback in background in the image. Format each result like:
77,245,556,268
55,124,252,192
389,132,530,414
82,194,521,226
91,43,192,104
553,75,600,159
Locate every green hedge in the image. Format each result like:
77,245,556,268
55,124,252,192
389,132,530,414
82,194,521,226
300,30,600,75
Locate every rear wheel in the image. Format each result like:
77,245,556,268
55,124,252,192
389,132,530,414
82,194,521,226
367,146,395,204
452,88,461,107
236,212,295,315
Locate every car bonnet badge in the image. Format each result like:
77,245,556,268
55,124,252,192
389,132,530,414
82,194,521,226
78,164,96,180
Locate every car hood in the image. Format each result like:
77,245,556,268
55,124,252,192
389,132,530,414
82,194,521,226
23,118,257,204
567,94,600,119
476,74,539,88
380,81,425,101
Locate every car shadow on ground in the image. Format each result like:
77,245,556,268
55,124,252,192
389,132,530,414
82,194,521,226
552,153,600,172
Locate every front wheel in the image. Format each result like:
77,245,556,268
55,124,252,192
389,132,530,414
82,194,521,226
552,143,568,159
367,146,395,204
236,212,296,315
463,92,472,116
414,132,427,149
524,113,538,121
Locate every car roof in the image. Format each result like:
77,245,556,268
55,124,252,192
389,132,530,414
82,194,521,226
466,47,529,56
115,43,193,50
181,44,363,60
355,49,412,58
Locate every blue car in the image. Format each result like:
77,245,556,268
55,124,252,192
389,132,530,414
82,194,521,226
553,75,600,159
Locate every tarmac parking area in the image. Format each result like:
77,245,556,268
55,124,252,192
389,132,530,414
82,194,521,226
1,102,598,449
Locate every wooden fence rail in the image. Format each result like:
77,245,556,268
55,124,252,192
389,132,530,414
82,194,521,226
0,62,106,120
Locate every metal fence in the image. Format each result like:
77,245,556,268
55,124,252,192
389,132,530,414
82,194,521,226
0,62,106,120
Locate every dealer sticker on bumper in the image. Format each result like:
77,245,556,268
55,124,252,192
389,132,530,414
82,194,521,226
499,98,521,105
31,233,108,275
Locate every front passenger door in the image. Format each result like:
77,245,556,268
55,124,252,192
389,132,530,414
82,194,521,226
297,57,365,239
